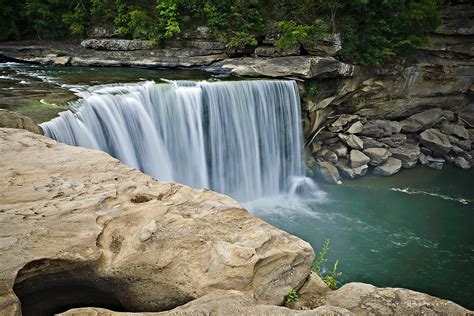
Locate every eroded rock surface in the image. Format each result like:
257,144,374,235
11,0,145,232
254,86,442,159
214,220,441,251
0,128,314,315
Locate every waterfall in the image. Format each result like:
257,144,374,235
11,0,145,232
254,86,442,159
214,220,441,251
41,80,305,202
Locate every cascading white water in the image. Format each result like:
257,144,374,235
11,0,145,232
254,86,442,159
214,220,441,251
41,80,307,202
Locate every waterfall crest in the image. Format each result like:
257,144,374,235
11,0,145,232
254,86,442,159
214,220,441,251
41,80,305,202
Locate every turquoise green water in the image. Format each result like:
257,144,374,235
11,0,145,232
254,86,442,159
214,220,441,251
250,166,474,309
2,63,473,309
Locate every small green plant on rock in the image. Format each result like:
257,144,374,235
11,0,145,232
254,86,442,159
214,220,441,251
311,239,342,290
286,288,300,304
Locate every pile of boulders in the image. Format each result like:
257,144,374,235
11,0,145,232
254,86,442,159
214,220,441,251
308,108,474,183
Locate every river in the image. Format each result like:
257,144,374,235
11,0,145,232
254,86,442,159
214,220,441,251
2,62,473,309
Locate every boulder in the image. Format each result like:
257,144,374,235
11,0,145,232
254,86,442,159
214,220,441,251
335,160,356,179
373,157,402,176
314,283,471,315
0,109,43,134
360,120,401,138
338,133,364,150
353,164,369,177
360,137,388,149
332,114,359,127
379,133,407,148
458,112,474,128
440,123,470,140
0,129,314,314
346,121,363,134
313,161,342,184
457,139,472,151
389,144,421,168
350,150,370,168
420,154,445,170
363,148,391,166
323,150,338,164
469,129,474,141
454,157,471,169
419,128,452,156
328,143,348,158
400,108,444,132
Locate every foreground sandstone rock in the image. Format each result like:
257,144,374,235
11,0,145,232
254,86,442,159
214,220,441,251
0,128,313,315
0,110,42,135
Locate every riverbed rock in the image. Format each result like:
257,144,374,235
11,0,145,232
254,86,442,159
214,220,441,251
389,144,421,168
360,120,401,138
400,108,444,132
0,109,43,134
332,114,359,127
323,150,338,164
379,133,407,148
360,137,388,149
373,157,402,176
313,161,342,184
349,150,370,168
440,122,470,140
0,128,315,314
454,156,471,169
335,160,356,179
346,121,363,134
419,128,453,156
338,133,363,150
363,148,391,166
328,143,348,158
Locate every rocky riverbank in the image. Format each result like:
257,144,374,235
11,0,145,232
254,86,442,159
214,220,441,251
307,108,474,184
0,128,471,315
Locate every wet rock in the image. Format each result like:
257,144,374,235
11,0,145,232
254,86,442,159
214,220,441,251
338,133,363,150
457,139,472,151
373,157,402,176
350,150,370,168
419,128,452,156
346,121,363,134
360,120,400,138
360,137,388,149
353,164,369,177
390,144,421,168
0,109,42,134
442,110,455,122
363,148,391,166
335,160,356,179
440,122,470,140
379,133,407,148
315,131,337,142
328,143,348,158
455,157,471,169
400,108,444,132
313,161,342,184
323,137,340,145
323,150,338,164
458,112,474,128
420,154,445,169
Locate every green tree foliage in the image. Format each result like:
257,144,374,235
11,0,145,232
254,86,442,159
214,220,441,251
0,0,442,64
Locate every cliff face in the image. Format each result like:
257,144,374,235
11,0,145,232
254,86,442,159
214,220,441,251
301,3,474,135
